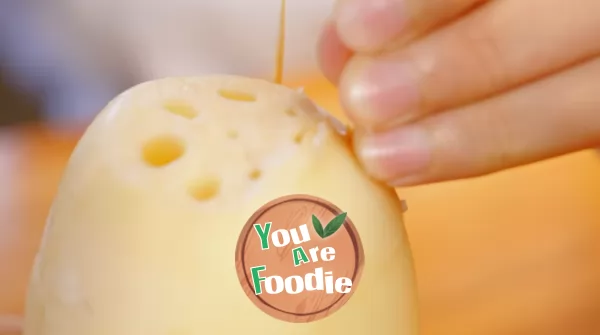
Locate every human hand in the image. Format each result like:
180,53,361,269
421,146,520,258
318,0,600,186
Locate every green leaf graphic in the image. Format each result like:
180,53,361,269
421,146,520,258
322,212,348,238
312,215,325,238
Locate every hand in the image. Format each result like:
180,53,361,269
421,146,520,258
318,0,600,186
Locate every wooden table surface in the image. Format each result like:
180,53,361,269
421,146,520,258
2,83,600,334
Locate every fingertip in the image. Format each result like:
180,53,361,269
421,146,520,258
352,126,433,184
335,0,407,52
339,55,420,131
317,20,353,85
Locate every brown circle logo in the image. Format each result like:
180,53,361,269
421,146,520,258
235,194,365,323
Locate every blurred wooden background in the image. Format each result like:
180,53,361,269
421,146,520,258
1,76,600,335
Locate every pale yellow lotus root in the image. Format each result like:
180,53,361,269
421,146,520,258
23,76,418,335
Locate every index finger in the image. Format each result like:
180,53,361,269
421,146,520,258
317,20,354,85
318,0,488,84
333,0,488,53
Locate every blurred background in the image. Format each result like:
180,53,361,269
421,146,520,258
1,1,600,334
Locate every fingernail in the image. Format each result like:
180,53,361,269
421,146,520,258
335,0,407,52
355,126,431,183
340,57,419,130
